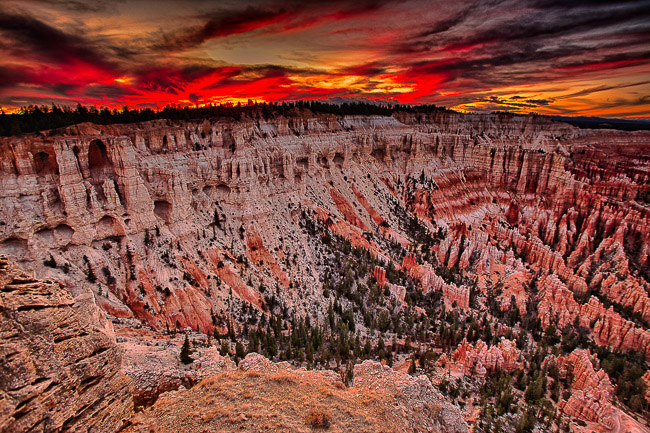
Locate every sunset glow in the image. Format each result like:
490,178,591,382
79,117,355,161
1,0,649,118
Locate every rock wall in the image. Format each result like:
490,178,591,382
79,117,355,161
0,255,133,432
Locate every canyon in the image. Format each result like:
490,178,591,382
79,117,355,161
0,109,648,432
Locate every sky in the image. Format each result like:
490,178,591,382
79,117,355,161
0,0,649,118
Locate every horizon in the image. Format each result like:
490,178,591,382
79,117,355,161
1,0,649,118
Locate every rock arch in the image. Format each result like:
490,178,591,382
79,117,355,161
215,184,231,200
296,157,309,170
318,155,329,168
36,224,74,246
371,148,385,162
54,224,74,242
88,139,110,172
86,139,117,203
96,215,118,239
33,151,58,175
333,152,344,168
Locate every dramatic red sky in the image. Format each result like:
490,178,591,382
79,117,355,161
1,0,649,117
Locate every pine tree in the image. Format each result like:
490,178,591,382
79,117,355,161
220,340,230,357
235,341,246,361
180,334,193,364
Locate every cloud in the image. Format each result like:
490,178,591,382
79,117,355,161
559,80,650,99
1,0,649,118
0,10,115,70
13,0,125,13
158,6,293,51
156,0,394,51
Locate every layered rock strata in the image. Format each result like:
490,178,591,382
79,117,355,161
0,255,133,432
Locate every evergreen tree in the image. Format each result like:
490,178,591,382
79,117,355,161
235,341,246,361
180,334,193,364
220,340,230,357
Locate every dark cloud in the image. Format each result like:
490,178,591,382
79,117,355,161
560,80,650,99
158,6,291,51
472,95,556,110
0,66,29,89
83,83,139,100
134,64,221,94
187,92,202,103
0,11,108,66
0,0,648,117
415,9,473,39
526,98,553,106
156,0,394,51
442,1,650,50
339,63,388,77
16,0,125,13
556,51,650,70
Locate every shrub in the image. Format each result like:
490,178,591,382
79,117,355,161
271,373,297,385
305,409,331,429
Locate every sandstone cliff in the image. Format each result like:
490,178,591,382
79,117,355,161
552,349,616,429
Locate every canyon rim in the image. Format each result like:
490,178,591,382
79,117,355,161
1,0,650,432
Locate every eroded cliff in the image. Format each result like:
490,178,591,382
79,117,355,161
1,110,649,431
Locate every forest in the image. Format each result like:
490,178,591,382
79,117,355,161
0,100,455,136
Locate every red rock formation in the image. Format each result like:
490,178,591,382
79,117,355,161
553,349,616,429
452,338,523,377
329,188,367,231
506,201,520,225
401,254,470,309
207,249,263,309
246,227,290,288
373,266,386,287
351,183,384,227
537,274,650,360
0,112,647,353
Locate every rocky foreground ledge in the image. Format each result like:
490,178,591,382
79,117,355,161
0,254,468,433
124,352,468,433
